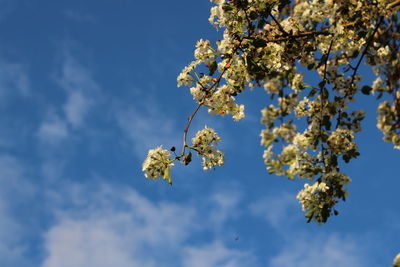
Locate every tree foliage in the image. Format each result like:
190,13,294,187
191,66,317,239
142,0,400,224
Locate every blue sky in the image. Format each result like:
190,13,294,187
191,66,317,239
0,0,398,266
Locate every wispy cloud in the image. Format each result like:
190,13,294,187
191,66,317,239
269,233,368,267
0,59,30,104
249,192,376,267
37,52,100,143
208,189,242,230
0,155,35,266
57,52,98,128
115,98,180,159
182,241,258,267
250,192,300,229
41,182,257,267
37,112,69,143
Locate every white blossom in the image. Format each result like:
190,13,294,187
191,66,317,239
327,128,357,154
192,127,224,170
372,76,383,93
194,39,215,64
177,60,201,87
297,181,329,211
142,146,174,184
393,253,400,267
293,132,311,150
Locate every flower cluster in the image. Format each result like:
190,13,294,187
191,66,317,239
297,182,330,211
177,60,200,87
194,39,215,64
205,85,245,121
377,99,400,149
142,146,174,184
327,129,357,154
192,127,224,170
143,0,399,224
393,253,400,267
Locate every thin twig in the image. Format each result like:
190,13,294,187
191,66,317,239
350,17,383,85
319,38,334,168
178,42,242,158
387,0,400,9
270,13,289,36
181,101,204,156
252,30,330,43
335,17,383,128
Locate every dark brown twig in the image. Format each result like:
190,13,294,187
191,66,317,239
269,13,289,36
319,38,334,168
178,42,242,159
335,17,384,129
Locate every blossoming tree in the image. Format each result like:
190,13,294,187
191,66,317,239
142,0,400,225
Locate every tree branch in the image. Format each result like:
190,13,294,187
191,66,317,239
177,42,242,159
335,17,384,129
319,38,334,168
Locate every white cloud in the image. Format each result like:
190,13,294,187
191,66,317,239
0,155,35,200
269,233,367,267
249,193,374,267
0,60,30,102
183,241,257,267
250,192,300,228
116,103,179,158
42,216,152,267
63,90,90,128
41,183,257,267
0,155,35,266
0,200,27,266
208,190,242,230
58,54,98,128
37,112,69,142
37,52,100,143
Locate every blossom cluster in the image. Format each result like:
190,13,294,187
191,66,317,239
191,127,224,171
393,253,400,267
142,146,174,184
143,0,399,223
377,99,400,149
297,181,330,212
194,39,215,64
327,129,357,154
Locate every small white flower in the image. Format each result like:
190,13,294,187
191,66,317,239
192,127,224,170
142,146,174,183
194,39,215,64
393,253,400,267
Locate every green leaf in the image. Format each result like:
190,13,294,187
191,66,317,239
249,10,258,20
322,115,331,131
334,210,339,216
343,154,350,163
278,0,291,11
351,50,359,58
183,152,192,165
322,87,329,100
208,61,218,76
253,38,266,48
308,88,317,98
257,19,266,29
361,85,372,95
318,54,327,68
222,4,233,12
163,167,172,185
358,31,367,38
